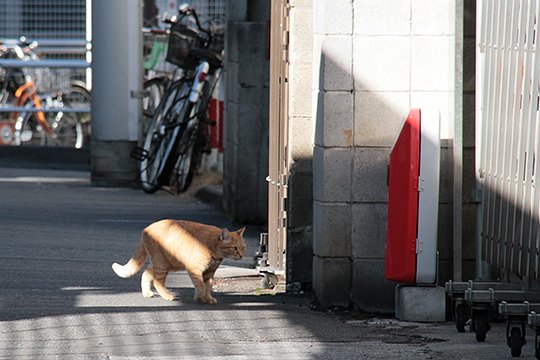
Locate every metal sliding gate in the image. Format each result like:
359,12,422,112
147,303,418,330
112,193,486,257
478,0,540,286
259,0,289,280
444,0,540,354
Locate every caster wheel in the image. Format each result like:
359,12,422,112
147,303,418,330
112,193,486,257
455,304,467,333
475,311,488,342
510,327,523,357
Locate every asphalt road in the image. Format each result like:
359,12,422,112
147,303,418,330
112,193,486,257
0,166,536,359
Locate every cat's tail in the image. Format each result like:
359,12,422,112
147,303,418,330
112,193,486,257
112,233,148,278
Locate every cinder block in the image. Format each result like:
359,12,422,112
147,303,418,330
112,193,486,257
411,36,455,92
315,91,354,147
314,35,353,92
290,6,313,61
290,0,313,7
412,0,454,35
288,169,313,228
354,91,410,147
289,62,314,118
351,203,387,258
313,146,352,203
313,0,352,35
287,227,313,286
351,259,395,313
290,115,314,160
354,0,411,36
313,256,351,307
395,284,446,322
352,148,390,203
354,35,411,92
313,201,351,257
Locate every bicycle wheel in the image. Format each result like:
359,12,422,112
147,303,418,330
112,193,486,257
15,112,47,146
65,82,91,146
141,77,166,133
173,123,197,193
139,82,190,193
48,107,84,148
15,97,84,148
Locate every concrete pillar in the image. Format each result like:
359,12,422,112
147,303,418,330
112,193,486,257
223,0,269,223
91,0,142,187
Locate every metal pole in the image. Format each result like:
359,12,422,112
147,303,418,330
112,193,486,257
454,0,464,282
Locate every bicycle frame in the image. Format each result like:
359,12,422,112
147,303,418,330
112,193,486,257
157,60,210,177
13,79,54,136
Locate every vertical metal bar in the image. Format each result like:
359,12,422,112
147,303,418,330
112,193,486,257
520,0,540,284
483,0,502,268
479,0,493,267
480,0,497,268
454,0,464,282
518,1,540,286
475,0,486,279
509,0,536,276
502,0,527,274
492,0,515,271
498,0,523,275
268,0,280,271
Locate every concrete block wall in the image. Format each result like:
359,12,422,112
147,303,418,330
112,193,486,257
312,0,470,313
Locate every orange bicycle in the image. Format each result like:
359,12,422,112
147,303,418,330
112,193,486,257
0,38,85,148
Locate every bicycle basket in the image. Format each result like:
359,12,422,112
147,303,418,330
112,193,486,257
165,22,202,68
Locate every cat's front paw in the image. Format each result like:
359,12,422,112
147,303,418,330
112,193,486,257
142,290,156,298
160,293,177,301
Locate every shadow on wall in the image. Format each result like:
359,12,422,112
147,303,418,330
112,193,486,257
312,48,460,313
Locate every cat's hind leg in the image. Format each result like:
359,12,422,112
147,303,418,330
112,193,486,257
141,266,156,298
152,267,176,301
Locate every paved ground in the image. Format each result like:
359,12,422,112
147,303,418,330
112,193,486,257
0,166,538,359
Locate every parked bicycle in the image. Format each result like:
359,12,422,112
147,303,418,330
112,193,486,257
132,4,223,194
0,38,88,148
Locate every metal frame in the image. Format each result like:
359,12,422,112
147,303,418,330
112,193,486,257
260,0,290,277
477,0,540,286
446,1,540,356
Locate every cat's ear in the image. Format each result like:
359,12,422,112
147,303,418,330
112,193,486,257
220,228,230,242
236,227,246,236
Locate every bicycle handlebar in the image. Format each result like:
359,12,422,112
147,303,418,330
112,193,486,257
0,37,38,59
167,5,214,47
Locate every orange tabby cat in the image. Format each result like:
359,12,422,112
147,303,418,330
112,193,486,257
112,219,246,304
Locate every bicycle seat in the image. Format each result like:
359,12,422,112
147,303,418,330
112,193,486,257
189,48,222,68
